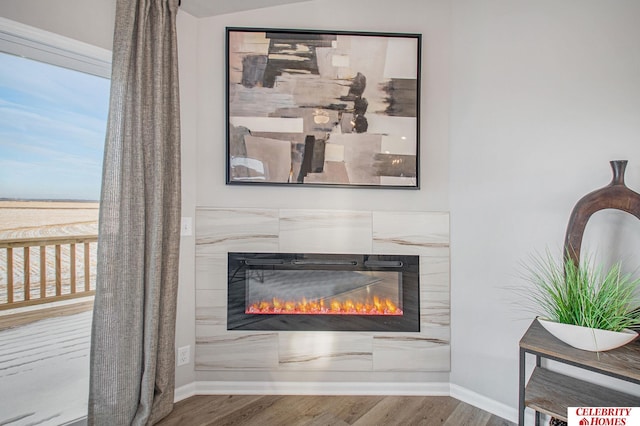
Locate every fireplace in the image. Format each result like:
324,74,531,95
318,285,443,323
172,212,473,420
227,252,420,332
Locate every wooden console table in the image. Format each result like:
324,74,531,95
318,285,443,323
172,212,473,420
518,319,640,425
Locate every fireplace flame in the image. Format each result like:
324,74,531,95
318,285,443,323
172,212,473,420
246,296,403,315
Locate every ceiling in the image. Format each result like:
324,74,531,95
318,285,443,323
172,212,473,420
180,0,313,18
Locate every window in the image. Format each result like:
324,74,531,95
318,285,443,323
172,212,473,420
0,52,110,200
0,18,111,424
0,17,111,201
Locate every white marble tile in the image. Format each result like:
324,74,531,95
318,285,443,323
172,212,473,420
372,212,449,255
191,208,452,374
279,209,372,254
195,330,279,370
196,208,279,254
419,250,450,327
419,300,450,328
195,323,227,339
420,294,450,328
372,329,450,372
195,252,227,291
195,289,226,326
420,251,450,292
278,332,373,371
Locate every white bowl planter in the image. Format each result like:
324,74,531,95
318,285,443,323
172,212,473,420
537,318,638,352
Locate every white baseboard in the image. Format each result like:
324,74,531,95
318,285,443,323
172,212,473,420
449,384,518,424
174,381,197,402
174,381,518,423
194,381,450,396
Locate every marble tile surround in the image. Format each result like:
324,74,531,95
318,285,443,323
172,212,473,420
195,208,450,373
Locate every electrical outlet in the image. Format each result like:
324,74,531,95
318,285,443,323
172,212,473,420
180,217,192,236
177,345,190,366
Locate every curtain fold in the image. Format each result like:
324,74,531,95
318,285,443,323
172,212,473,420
88,0,181,424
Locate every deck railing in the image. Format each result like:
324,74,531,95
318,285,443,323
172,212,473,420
0,235,97,310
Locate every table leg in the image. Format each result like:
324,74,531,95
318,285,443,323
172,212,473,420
534,354,541,426
518,348,526,425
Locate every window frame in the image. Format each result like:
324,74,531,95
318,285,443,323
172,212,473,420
0,16,111,79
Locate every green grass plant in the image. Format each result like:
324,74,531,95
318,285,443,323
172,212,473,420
523,251,640,332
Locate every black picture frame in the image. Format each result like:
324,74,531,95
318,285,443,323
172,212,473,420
226,27,422,189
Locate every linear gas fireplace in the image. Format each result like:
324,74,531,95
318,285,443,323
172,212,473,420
227,252,420,332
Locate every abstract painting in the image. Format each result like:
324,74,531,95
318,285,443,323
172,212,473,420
226,28,421,189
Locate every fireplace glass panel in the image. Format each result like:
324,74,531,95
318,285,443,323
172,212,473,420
245,270,402,315
227,252,420,332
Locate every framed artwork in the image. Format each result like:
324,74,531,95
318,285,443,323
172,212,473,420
226,27,421,189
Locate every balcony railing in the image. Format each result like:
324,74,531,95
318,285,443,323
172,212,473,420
0,235,97,310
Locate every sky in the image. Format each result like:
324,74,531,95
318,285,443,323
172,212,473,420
0,52,110,201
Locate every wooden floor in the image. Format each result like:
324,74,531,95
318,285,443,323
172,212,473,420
157,395,515,426
0,298,93,331
0,309,92,425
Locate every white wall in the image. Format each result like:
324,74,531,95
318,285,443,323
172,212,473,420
450,0,640,411
175,10,199,389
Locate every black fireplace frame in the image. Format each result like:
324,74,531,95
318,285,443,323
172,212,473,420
227,252,420,332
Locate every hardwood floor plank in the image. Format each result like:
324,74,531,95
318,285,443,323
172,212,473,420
270,396,355,426
157,395,516,426
443,401,491,426
207,395,288,426
158,395,265,426
401,396,462,425
352,396,459,426
303,411,350,426
287,395,385,425
319,395,386,424
156,395,228,425
485,415,517,426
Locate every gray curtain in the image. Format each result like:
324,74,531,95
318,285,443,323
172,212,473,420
88,0,181,424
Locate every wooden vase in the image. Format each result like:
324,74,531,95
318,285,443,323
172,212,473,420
563,160,640,267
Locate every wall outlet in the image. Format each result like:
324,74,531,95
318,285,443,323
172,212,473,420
177,345,190,366
180,217,192,236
